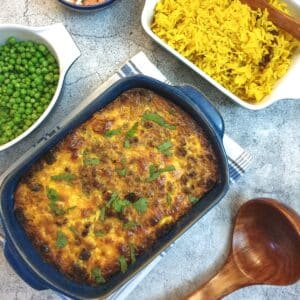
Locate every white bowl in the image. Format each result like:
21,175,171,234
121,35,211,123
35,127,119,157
0,23,80,151
142,0,300,110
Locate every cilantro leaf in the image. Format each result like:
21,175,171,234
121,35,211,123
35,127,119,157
65,206,77,213
84,157,100,166
112,198,131,213
188,195,199,205
142,112,176,130
116,168,127,177
51,172,76,182
104,128,122,137
56,231,68,249
166,193,172,205
47,187,65,216
157,140,173,157
91,267,106,284
124,221,139,229
124,122,139,148
126,122,138,138
83,151,100,166
147,164,176,182
100,206,106,222
124,140,130,149
106,192,119,208
133,198,148,214
95,230,105,237
69,226,79,237
47,187,59,202
119,255,128,273
47,187,75,215
130,243,136,264
49,202,65,216
161,165,176,172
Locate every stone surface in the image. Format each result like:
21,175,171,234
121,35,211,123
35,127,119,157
0,0,299,299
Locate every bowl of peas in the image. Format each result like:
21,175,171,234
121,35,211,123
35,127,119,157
0,23,80,151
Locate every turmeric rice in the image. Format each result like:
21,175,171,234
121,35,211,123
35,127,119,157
151,0,299,103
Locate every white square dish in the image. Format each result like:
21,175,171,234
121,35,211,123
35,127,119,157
141,0,300,110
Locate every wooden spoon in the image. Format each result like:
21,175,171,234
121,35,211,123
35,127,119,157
240,0,300,40
186,198,300,300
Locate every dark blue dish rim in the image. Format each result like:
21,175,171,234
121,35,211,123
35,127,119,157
58,0,117,11
0,75,229,299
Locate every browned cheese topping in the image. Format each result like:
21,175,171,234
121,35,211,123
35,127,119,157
14,88,219,285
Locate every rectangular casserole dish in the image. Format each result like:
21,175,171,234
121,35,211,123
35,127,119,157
0,75,229,299
142,0,300,110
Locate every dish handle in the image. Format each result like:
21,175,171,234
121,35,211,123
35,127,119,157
175,86,225,137
35,23,81,75
3,238,47,291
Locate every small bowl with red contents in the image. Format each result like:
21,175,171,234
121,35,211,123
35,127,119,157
58,0,117,11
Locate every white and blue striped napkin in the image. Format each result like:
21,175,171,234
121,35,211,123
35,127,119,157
60,52,251,300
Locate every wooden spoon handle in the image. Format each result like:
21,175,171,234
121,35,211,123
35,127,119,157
241,0,300,40
186,254,253,300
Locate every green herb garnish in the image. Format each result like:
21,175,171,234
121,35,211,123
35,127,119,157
168,108,176,115
107,193,130,213
83,151,100,166
51,172,76,182
133,198,148,214
124,221,139,229
56,231,68,249
166,193,172,205
49,202,65,216
91,267,106,284
47,187,59,202
147,164,176,182
188,195,199,205
126,122,138,138
100,206,106,222
142,112,176,130
65,206,77,213
130,243,136,264
47,187,76,215
84,157,100,166
69,226,79,237
119,255,128,273
157,140,173,157
124,122,138,148
106,192,119,208
112,198,131,213
104,128,122,138
116,168,127,177
95,230,105,237
124,140,130,149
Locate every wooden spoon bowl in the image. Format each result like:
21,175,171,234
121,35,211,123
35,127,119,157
187,198,300,300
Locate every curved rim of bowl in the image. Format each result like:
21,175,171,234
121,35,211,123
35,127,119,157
58,0,117,10
0,24,64,152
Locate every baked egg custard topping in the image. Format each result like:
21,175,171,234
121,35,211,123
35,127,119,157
14,88,219,285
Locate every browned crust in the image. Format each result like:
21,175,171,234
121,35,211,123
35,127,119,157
14,88,219,285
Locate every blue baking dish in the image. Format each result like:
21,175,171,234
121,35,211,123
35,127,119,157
58,0,117,12
0,75,229,299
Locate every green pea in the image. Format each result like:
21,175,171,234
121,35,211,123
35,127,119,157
0,36,59,145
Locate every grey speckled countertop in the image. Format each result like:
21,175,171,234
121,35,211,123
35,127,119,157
0,1,299,299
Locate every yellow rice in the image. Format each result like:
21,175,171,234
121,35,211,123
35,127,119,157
151,0,299,103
